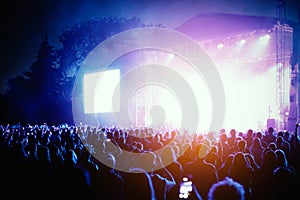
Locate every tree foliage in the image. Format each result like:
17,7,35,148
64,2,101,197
3,35,59,124
1,16,149,124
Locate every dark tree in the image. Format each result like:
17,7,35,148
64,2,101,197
4,34,59,124
26,34,59,123
2,16,157,125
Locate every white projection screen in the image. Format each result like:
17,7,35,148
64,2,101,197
83,69,120,113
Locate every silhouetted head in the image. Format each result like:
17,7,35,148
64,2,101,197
208,177,245,200
268,127,274,135
64,149,78,165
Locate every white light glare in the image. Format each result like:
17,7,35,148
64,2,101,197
236,39,246,46
259,34,270,43
217,43,224,50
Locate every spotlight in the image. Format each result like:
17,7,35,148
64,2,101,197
236,39,246,46
166,53,174,61
168,53,174,59
259,34,270,41
259,34,270,44
217,43,224,50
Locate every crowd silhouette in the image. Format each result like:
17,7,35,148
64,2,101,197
0,122,299,199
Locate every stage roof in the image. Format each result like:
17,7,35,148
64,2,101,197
175,12,297,41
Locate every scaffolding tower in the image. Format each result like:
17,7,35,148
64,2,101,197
275,0,294,130
135,49,153,128
287,7,300,132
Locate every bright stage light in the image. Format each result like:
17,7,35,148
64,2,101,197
168,53,175,60
83,69,120,113
79,30,281,133
217,43,224,50
247,34,271,58
216,62,277,132
259,34,270,43
236,39,246,46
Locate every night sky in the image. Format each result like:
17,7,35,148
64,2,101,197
1,0,299,94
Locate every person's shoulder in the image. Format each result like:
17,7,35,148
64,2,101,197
112,171,124,182
151,173,169,185
204,161,217,169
